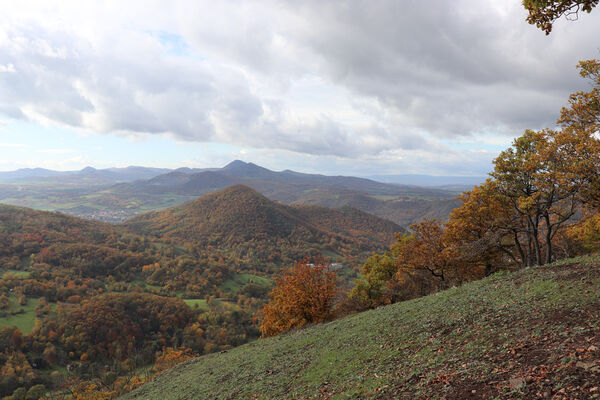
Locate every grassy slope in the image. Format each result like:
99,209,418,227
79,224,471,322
124,255,600,400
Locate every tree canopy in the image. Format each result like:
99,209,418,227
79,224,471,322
523,0,599,34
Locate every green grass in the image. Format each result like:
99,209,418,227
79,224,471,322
1,269,31,279
183,298,239,312
219,273,272,293
182,299,209,312
123,254,600,400
369,194,400,201
0,296,40,334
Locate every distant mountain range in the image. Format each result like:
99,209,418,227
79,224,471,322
0,162,485,189
0,161,468,226
366,174,487,191
113,160,453,198
0,166,172,184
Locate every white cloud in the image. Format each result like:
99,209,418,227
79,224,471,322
0,63,15,73
0,0,599,174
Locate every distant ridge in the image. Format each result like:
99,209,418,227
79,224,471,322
0,165,171,183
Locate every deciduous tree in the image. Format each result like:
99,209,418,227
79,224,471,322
490,128,598,265
259,259,338,337
395,219,457,282
559,59,600,131
445,181,520,273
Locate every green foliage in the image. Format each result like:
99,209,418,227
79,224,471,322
36,293,194,363
349,252,398,309
25,384,45,400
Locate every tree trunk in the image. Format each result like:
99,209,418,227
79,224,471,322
544,214,553,265
513,231,526,267
527,216,542,265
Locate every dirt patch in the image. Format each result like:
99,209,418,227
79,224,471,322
545,262,600,282
445,377,500,400
447,319,600,399
511,262,600,288
381,298,600,398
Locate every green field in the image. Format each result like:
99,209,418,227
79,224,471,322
369,194,400,201
219,273,272,293
182,299,209,312
0,295,40,334
124,254,600,400
321,250,342,260
131,279,163,292
1,269,31,279
183,298,241,312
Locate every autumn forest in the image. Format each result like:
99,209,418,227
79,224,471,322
1,1,600,399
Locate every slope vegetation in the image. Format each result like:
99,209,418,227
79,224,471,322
124,255,600,400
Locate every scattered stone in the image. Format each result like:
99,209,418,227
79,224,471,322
576,360,598,371
509,377,526,390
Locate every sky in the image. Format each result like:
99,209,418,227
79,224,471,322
0,1,599,176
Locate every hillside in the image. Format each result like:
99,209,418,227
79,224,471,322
124,185,403,269
124,255,600,400
291,188,461,227
0,193,405,397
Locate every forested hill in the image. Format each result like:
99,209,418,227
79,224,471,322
123,185,403,268
0,186,402,277
123,255,600,400
0,203,146,278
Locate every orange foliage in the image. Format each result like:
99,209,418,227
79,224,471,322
151,347,195,374
259,259,339,337
395,219,458,282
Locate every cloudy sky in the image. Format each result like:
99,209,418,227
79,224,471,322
0,0,599,176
